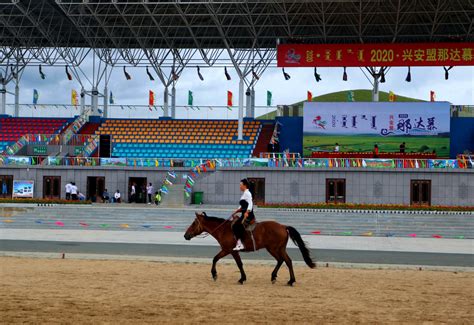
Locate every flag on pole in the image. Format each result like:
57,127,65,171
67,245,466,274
109,91,114,104
227,91,233,106
388,91,396,102
266,90,272,106
347,90,355,102
33,89,39,104
71,89,78,106
307,91,312,102
167,171,176,179
430,90,436,102
149,90,155,107
188,90,193,106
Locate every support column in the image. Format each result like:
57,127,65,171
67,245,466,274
14,81,19,117
250,87,255,118
103,85,108,118
163,87,169,117
171,85,176,119
80,87,85,115
245,88,251,118
0,83,6,115
372,75,379,102
238,77,244,141
91,87,99,116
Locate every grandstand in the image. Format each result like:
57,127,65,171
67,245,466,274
95,119,266,159
0,117,71,153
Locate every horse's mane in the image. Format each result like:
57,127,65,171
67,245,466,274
200,213,228,223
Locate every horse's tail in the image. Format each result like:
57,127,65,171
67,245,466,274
287,226,316,268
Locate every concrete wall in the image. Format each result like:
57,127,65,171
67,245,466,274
0,166,473,206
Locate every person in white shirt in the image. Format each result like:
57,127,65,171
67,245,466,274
114,190,121,203
334,143,340,152
70,182,78,200
130,183,136,203
65,182,72,200
146,183,154,204
231,178,256,251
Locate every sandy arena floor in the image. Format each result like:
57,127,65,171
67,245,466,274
0,257,473,324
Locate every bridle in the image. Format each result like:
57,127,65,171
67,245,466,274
193,214,232,239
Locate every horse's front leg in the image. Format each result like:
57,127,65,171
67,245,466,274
231,251,247,284
211,250,228,281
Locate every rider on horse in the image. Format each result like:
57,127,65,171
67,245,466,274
231,178,255,251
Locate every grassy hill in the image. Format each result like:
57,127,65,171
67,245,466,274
257,89,424,120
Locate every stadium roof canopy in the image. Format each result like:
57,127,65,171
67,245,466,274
1,0,472,50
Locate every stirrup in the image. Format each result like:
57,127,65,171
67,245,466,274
233,243,244,251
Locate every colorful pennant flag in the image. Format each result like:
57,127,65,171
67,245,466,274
307,90,312,102
227,90,233,106
149,90,155,107
167,171,176,179
188,90,193,106
388,91,396,102
165,179,173,185
33,89,39,104
347,90,355,102
430,90,436,102
39,65,45,79
109,91,114,104
266,90,272,106
71,89,78,106
65,66,72,81
161,186,169,194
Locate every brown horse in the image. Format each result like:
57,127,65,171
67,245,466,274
184,212,316,285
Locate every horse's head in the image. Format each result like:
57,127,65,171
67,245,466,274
184,211,207,240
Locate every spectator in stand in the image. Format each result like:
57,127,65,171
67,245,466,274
373,144,379,158
65,181,72,200
114,190,121,203
399,142,406,153
146,183,154,204
70,182,78,200
334,143,340,152
102,189,110,203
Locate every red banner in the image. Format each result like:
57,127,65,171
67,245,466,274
277,42,473,67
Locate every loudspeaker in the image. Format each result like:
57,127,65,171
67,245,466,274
99,135,111,158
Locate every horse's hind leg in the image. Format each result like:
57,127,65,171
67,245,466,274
211,250,228,281
282,251,296,286
231,252,247,284
266,248,283,284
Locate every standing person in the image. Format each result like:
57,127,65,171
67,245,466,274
65,181,72,200
334,143,340,152
231,178,256,251
2,180,7,198
154,191,161,205
70,182,78,200
130,183,136,203
373,144,379,158
114,190,121,203
146,183,154,204
399,142,406,153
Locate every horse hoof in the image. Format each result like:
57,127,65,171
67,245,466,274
238,279,246,285
271,279,276,284
287,281,295,286
212,275,218,281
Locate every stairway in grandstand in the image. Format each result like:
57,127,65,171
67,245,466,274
252,122,275,157
94,119,262,159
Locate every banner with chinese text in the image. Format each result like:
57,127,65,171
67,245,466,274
278,42,473,67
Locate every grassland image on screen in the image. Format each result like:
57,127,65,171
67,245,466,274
303,102,450,157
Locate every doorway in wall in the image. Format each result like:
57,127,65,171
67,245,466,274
128,177,147,203
43,176,61,199
326,178,346,203
247,178,265,205
87,177,105,202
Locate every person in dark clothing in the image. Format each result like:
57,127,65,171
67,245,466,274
399,142,406,153
231,178,256,251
